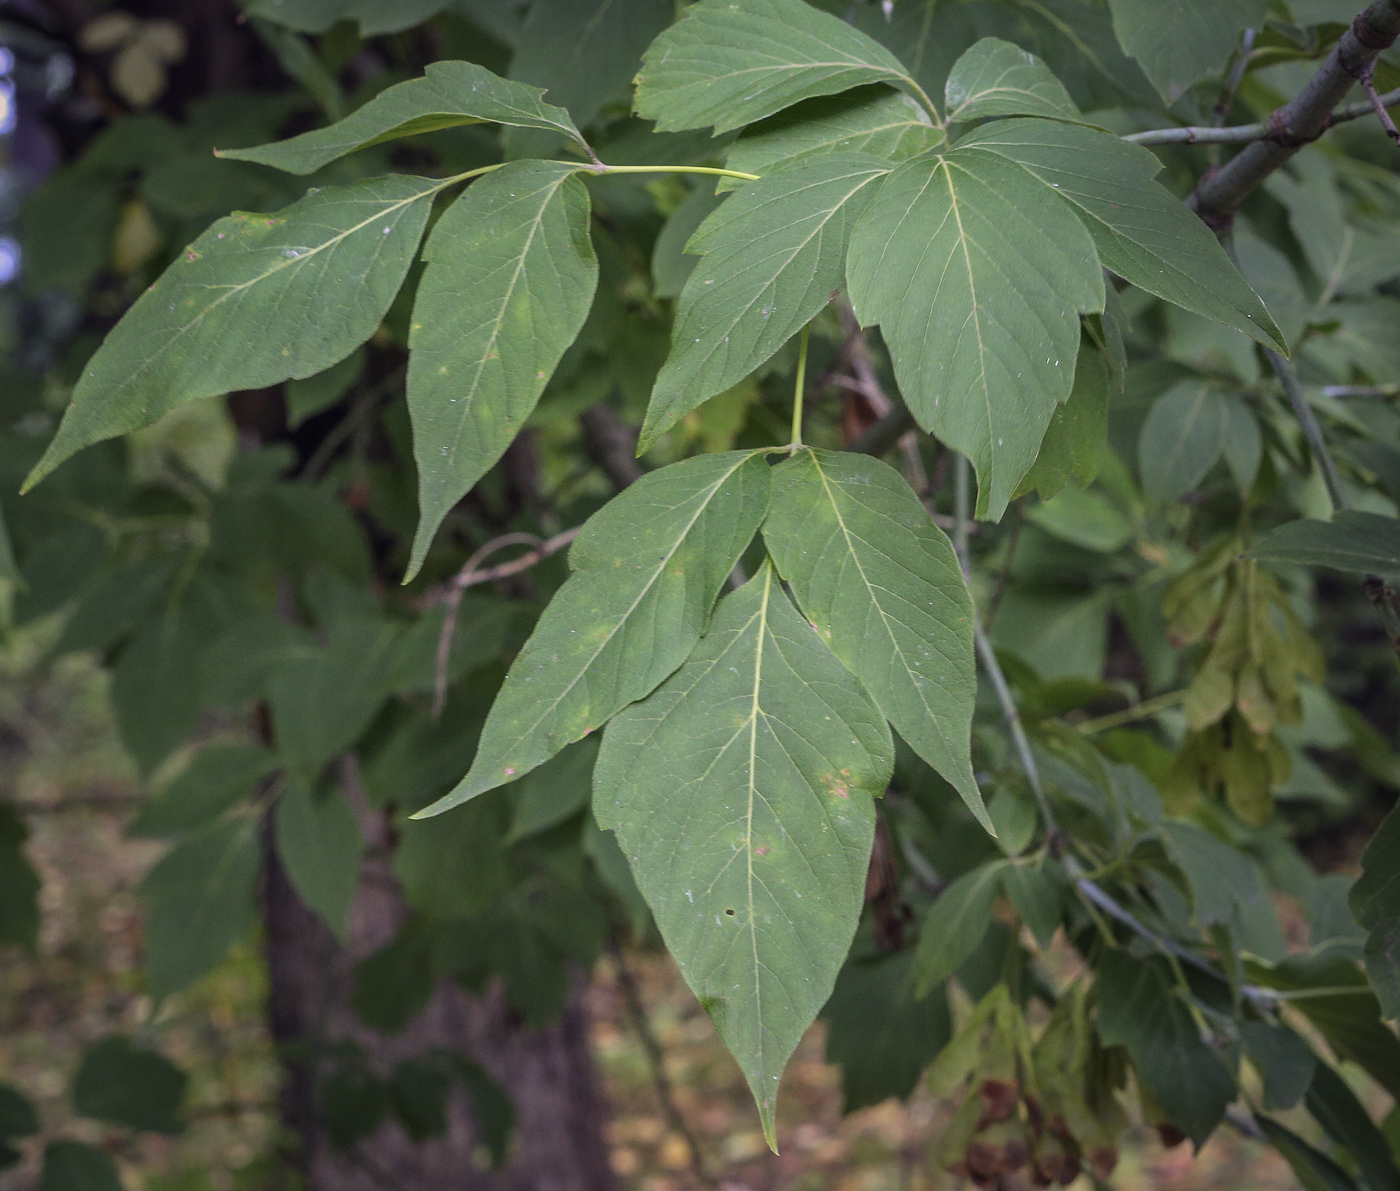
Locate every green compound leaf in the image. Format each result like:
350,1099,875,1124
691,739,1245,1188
1255,1114,1362,1191
274,778,363,941
944,38,1080,123
823,948,953,1113
913,860,1007,995
642,155,891,450
1252,511,1400,577
1016,339,1109,500
140,818,261,1000
0,502,17,586
1353,802,1400,931
219,60,587,174
25,175,439,492
1306,1063,1400,1191
1096,950,1235,1146
39,1142,122,1191
407,161,597,579
763,449,985,829
0,1083,38,1142
0,802,40,952
1106,0,1266,105
1138,380,1227,503
594,565,891,1147
723,88,943,189
1239,1022,1316,1111
847,148,1104,520
1352,802,1400,1018
417,451,771,818
73,1036,187,1136
956,120,1285,354
129,743,278,839
634,0,920,134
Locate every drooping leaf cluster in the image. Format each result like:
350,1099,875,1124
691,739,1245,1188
4,0,1400,1181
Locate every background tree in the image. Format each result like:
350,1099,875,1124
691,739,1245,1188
2,1,1400,1190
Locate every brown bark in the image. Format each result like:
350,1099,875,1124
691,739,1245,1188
262,777,614,1191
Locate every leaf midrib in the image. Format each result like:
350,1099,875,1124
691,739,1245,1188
100,181,437,405
939,159,994,479
670,165,887,381
809,454,962,757
442,171,573,473
743,566,775,1095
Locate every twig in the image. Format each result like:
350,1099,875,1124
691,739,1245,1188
610,941,717,1189
11,792,145,814
983,501,1024,629
950,460,1279,1014
1212,29,1257,129
1260,288,1400,663
1267,349,1350,513
1075,690,1188,736
833,300,930,487
975,623,1059,836
953,453,972,564
431,528,581,718
951,460,1057,834
300,365,406,481
1321,383,1399,398
1127,86,1400,145
1189,1,1400,229
1226,1107,1267,1141
1362,64,1400,140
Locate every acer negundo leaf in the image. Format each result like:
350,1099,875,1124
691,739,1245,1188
24,175,441,493
406,160,598,579
218,60,589,174
416,451,772,817
594,564,891,1148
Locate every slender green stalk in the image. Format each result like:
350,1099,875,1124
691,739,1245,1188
1267,348,1350,514
906,80,946,130
440,161,509,189
581,163,760,182
952,452,971,562
1076,690,1188,735
790,323,811,450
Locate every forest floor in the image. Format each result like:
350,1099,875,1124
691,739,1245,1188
0,649,1318,1191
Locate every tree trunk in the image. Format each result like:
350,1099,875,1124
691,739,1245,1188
262,795,614,1191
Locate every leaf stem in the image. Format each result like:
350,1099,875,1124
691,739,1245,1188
906,79,946,130
953,453,971,562
1075,689,1187,735
1126,85,1400,145
1266,348,1350,514
790,323,811,450
441,161,510,189
579,163,760,182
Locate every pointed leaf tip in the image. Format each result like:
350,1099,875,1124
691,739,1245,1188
595,565,890,1132
419,451,773,818
764,449,985,825
406,162,597,578
220,60,585,175
847,148,1103,521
